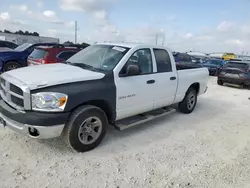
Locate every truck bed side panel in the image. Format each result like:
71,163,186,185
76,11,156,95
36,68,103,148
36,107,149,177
174,68,209,103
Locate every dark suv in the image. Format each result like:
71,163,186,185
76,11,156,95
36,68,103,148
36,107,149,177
217,61,250,88
203,59,226,76
174,52,203,70
27,44,86,66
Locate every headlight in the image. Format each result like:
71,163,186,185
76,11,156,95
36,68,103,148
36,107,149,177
32,92,68,112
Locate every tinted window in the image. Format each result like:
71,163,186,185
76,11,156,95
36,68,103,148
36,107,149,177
0,41,6,47
5,41,17,49
224,62,248,69
153,48,172,72
29,49,48,59
58,51,78,60
207,60,221,65
174,53,191,62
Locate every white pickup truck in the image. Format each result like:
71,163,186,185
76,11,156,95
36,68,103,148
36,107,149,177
0,43,209,152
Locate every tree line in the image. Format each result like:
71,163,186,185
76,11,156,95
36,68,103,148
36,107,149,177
0,30,40,36
63,41,90,46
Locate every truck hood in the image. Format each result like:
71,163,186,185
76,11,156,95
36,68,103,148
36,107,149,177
3,63,105,90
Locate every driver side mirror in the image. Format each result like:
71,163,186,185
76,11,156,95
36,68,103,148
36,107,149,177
119,64,140,77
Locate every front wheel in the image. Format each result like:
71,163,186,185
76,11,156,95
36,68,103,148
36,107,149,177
217,79,223,86
3,61,21,72
63,105,108,152
178,87,197,114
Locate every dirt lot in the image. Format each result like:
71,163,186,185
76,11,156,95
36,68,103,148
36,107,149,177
1,77,250,188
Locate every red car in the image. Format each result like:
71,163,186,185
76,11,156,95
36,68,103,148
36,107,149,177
27,44,86,66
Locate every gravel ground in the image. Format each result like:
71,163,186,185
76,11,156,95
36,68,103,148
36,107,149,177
1,77,250,188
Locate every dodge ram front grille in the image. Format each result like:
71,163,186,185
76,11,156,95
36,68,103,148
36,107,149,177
10,83,23,96
0,75,31,110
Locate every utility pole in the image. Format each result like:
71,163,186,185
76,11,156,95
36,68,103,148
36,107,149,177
155,33,159,45
75,21,77,44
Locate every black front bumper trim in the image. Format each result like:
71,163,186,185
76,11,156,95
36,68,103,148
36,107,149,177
0,100,70,126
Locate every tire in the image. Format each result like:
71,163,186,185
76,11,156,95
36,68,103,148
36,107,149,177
217,79,223,86
3,61,21,72
214,69,219,76
63,105,108,152
178,87,197,114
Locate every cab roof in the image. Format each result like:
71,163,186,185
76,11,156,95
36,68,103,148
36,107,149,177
95,42,173,51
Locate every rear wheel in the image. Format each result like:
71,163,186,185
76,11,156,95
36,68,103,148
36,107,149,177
214,69,219,76
3,61,21,72
217,79,223,86
63,105,108,152
178,87,197,114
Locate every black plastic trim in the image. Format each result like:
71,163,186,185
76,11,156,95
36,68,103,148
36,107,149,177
0,100,70,126
31,71,117,122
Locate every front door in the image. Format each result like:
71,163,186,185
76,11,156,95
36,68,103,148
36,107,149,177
115,48,156,120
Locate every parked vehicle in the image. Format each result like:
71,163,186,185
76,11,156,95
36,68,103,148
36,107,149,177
187,51,209,63
27,44,86,66
0,43,209,152
217,61,250,88
0,40,18,52
0,42,58,72
203,59,226,76
174,52,203,70
222,53,237,61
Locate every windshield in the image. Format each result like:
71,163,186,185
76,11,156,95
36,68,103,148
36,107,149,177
206,60,221,65
67,44,130,71
14,43,32,51
29,48,48,59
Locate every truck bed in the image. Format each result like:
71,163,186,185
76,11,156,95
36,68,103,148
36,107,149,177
174,67,209,103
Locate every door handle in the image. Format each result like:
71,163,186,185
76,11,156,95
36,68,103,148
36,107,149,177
147,80,155,84
170,76,176,80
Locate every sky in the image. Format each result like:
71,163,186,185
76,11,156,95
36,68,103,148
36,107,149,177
1,0,250,53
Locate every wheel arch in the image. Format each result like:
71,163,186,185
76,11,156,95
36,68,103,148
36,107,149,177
71,99,115,124
4,60,22,67
188,82,200,94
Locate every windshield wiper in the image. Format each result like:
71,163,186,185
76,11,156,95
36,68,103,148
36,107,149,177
66,62,101,72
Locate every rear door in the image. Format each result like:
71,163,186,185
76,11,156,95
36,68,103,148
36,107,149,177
152,48,178,109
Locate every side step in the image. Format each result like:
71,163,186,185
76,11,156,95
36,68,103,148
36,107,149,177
114,107,176,131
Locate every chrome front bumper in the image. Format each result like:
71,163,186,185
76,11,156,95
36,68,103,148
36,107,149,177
0,112,65,139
